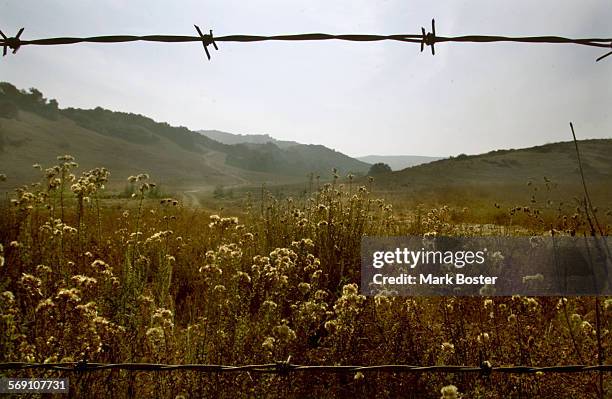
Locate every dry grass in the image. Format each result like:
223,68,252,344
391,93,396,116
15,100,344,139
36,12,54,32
0,156,610,398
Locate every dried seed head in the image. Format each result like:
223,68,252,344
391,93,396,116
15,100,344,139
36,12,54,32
440,385,460,399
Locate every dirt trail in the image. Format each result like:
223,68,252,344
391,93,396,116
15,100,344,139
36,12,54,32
182,190,202,207
179,151,254,207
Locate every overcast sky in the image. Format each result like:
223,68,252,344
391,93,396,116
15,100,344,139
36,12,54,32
1,1,611,157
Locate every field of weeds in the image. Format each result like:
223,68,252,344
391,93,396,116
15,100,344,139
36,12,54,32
0,156,610,398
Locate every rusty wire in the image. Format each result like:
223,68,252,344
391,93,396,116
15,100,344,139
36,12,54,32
0,360,610,375
1,19,611,61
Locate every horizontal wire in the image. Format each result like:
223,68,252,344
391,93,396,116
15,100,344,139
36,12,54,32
0,362,610,374
3,33,610,48
1,17,611,64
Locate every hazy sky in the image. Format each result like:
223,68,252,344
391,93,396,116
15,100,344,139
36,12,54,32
1,1,611,157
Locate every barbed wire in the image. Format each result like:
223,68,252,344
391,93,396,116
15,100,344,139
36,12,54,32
1,19,611,62
1,360,610,375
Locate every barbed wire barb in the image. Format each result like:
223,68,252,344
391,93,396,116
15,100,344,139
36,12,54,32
421,19,436,55
596,45,612,62
0,27,24,56
194,25,217,60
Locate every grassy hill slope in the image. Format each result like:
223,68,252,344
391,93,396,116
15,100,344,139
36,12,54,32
0,83,369,190
375,140,612,186
0,110,253,189
365,140,612,210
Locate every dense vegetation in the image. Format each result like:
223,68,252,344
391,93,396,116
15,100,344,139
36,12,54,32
368,162,392,175
0,83,59,121
0,156,609,398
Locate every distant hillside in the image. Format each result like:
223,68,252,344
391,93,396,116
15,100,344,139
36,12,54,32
199,130,370,177
199,130,299,149
368,140,612,206
357,155,443,170
0,82,369,189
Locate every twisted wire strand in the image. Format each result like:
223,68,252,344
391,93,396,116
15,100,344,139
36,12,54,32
7,34,612,47
1,19,611,61
1,362,610,374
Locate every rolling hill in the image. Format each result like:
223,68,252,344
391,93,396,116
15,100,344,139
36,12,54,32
198,130,376,178
2,82,609,208
373,141,612,186
365,140,612,208
198,131,444,172
0,82,369,190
